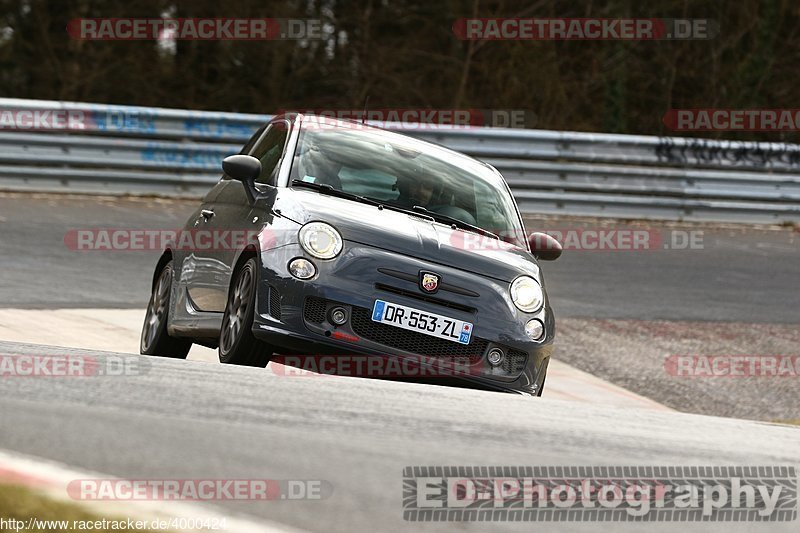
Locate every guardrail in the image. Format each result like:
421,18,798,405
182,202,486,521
0,97,798,224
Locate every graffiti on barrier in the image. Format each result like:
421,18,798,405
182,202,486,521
656,137,800,168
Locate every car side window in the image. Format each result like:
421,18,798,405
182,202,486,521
239,125,266,155
250,121,289,186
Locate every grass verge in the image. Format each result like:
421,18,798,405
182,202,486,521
0,483,166,532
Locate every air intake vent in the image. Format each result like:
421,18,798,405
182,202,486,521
303,296,327,323
269,286,282,320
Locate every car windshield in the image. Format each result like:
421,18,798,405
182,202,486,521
290,118,526,247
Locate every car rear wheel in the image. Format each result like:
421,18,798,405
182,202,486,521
219,257,273,367
140,260,192,358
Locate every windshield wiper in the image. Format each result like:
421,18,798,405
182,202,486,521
291,179,380,206
290,179,435,220
410,205,499,240
291,181,499,239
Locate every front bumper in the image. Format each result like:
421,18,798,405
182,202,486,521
253,243,554,395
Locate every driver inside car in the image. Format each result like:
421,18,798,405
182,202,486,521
394,172,438,208
292,144,342,188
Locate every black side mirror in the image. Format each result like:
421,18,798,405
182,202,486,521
223,154,261,182
222,155,261,203
528,232,562,261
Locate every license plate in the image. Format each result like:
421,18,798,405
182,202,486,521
371,300,473,345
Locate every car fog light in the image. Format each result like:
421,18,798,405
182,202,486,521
288,258,316,279
487,348,504,366
330,307,348,325
525,319,545,341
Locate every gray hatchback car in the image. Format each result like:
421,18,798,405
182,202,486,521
141,114,561,395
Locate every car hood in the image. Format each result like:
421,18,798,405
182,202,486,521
275,189,541,283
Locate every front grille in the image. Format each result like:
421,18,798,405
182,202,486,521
304,297,528,375
304,296,327,323
375,283,476,313
377,268,480,297
269,286,282,320
351,306,485,362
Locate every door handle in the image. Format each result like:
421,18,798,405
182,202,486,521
200,209,215,220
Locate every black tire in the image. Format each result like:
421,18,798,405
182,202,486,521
140,260,192,358
218,257,272,367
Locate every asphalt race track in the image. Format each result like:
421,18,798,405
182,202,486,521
0,341,798,533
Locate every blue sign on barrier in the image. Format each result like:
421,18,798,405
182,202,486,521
141,143,235,168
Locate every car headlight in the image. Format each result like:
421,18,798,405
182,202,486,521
299,222,343,259
510,276,543,313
